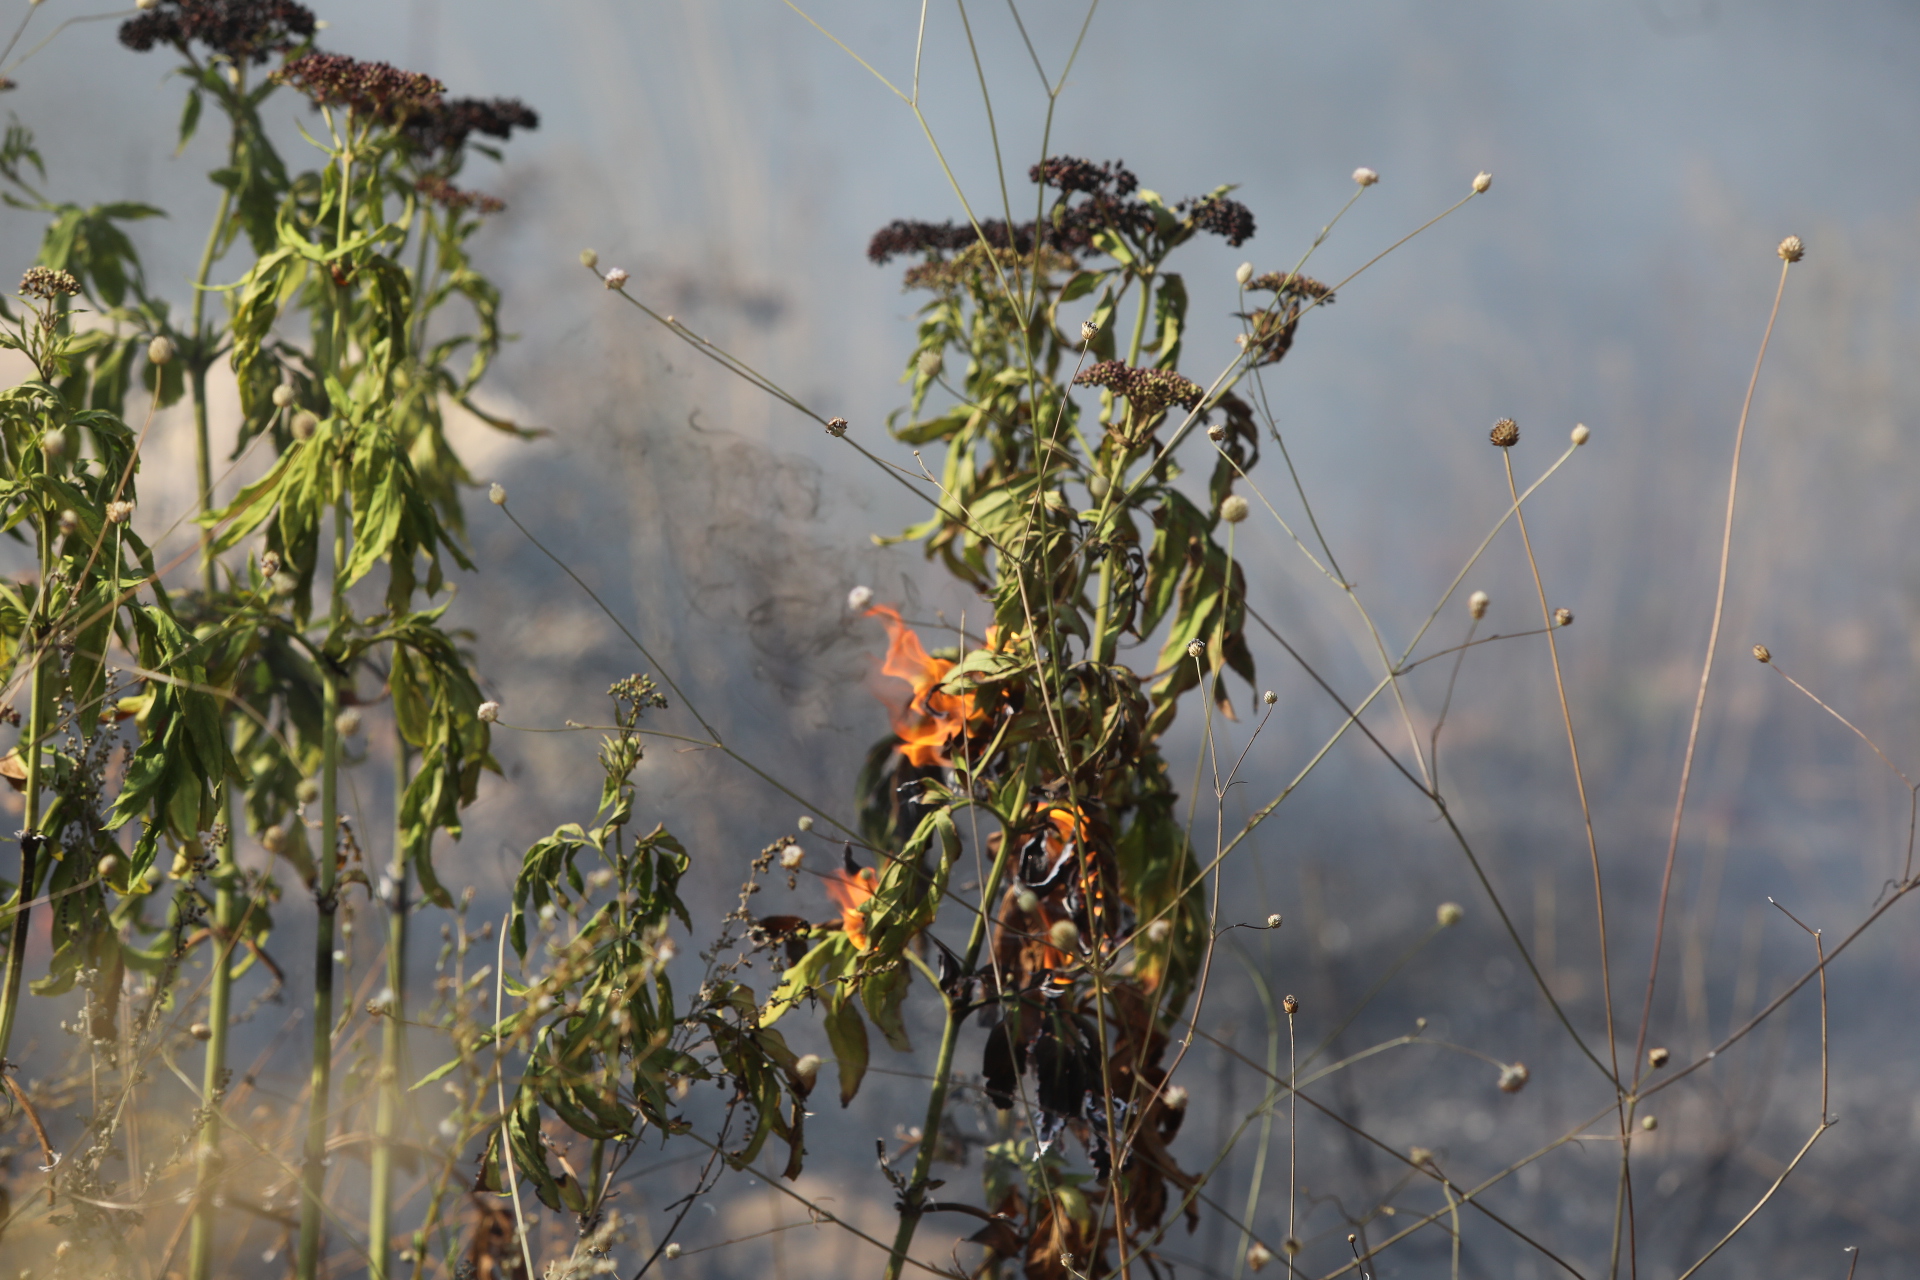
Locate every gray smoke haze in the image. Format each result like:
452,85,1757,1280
2,0,1918,1274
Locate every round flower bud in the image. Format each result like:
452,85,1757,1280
1472,171,1493,194
1186,639,1206,659
1437,901,1464,927
917,349,943,379
1489,418,1519,447
1080,319,1099,343
1219,494,1249,524
296,779,320,804
1497,1062,1529,1093
334,708,363,738
778,842,804,869
792,1053,821,1093
579,249,599,269
190,1022,213,1041
825,416,849,437
1207,423,1226,442
847,584,874,613
488,482,506,506
57,509,78,536
1265,913,1283,930
603,267,630,290
1262,690,1277,705
1468,590,1490,620
1752,644,1770,664
1163,1084,1189,1111
1246,1242,1274,1272
1777,235,1804,263
1282,993,1300,1015
260,550,280,578
97,854,120,879
1086,475,1110,501
1145,917,1171,943
1640,1114,1658,1131
1015,888,1040,915
1570,423,1590,446
1235,262,1254,286
1554,607,1573,627
1353,167,1380,187
1048,918,1081,952
797,815,814,831
262,826,286,854
1283,1237,1303,1256
477,701,501,723
1648,1046,1670,1069
147,335,175,366
272,384,296,408
41,429,67,460
663,1243,682,1260
291,411,318,440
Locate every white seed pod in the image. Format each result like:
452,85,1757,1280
778,842,804,870
296,779,320,804
189,1022,212,1041
825,416,849,437
1207,422,1226,441
1145,918,1171,944
1472,171,1493,193
1498,1061,1529,1093
1080,319,1098,342
1163,1084,1189,1110
796,815,814,831
663,1243,682,1260
604,267,630,290
792,1053,822,1093
262,826,287,854
1554,607,1573,628
1048,918,1081,952
1186,639,1206,659
1570,423,1590,446
272,384,296,409
1437,902,1464,927
1777,235,1805,263
488,482,507,506
271,571,298,598
147,335,175,366
57,509,78,535
1353,167,1380,187
1265,913,1283,929
97,854,120,879
334,708,363,738
1235,261,1254,286
1015,888,1040,915
917,349,944,379
41,429,68,460
1262,690,1277,706
579,249,599,269
477,701,501,724
847,585,874,613
655,937,678,964
1752,644,1771,664
1468,590,1490,620
1220,495,1249,524
1247,1241,1274,1272
1647,1046,1670,1069
1640,1114,1658,1131
1086,475,1110,501
291,410,319,440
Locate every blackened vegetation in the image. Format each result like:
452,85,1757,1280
118,0,316,64
867,154,1255,264
1239,271,1335,367
272,52,445,124
402,97,541,159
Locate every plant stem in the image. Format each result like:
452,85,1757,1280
296,502,347,1280
368,744,409,1279
1089,272,1158,664
0,532,49,1065
882,816,1019,1280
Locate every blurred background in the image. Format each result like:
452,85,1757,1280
3,0,1919,1275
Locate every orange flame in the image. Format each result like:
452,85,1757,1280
865,604,981,767
826,865,879,949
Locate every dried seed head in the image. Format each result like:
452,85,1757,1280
190,1022,213,1041
1353,167,1380,187
1777,235,1804,263
1187,639,1206,659
105,500,134,525
1497,1061,1530,1093
1086,474,1110,501
778,843,804,869
42,429,68,459
1282,1238,1303,1256
1468,590,1490,620
1647,1046,1670,1069
488,482,507,506
1752,644,1770,664
579,249,598,269
1015,888,1040,915
825,416,849,437
1220,494,1250,524
20,266,79,300
262,826,286,854
917,349,943,379
1489,418,1519,448
296,778,320,804
1472,171,1493,194
97,854,120,879
147,335,175,366
1554,607,1573,627
663,1243,682,1260
1570,422,1590,446
272,384,296,408
1048,918,1081,951
1437,901,1464,927
1265,912,1283,929
57,509,78,536
792,1053,821,1093
1080,318,1099,343
1145,917,1171,943
797,815,814,831
1207,422,1226,442
1282,993,1300,1016
334,708,363,738
1409,1145,1433,1166
847,584,874,612
1262,690,1277,705
1235,261,1254,286
477,701,501,724
1640,1114,1658,1131
1246,1242,1274,1272
603,267,630,289
1163,1084,1189,1110
291,410,318,440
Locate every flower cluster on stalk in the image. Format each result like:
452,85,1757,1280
401,96,541,158
1073,359,1205,415
118,0,316,64
272,51,445,124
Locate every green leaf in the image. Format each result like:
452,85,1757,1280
177,88,203,155
823,998,869,1107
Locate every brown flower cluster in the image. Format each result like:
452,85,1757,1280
1246,271,1333,301
413,175,505,215
1237,273,1333,368
402,96,540,158
1074,360,1204,416
867,218,1036,265
20,267,80,300
1183,193,1256,246
118,0,315,65
272,52,444,124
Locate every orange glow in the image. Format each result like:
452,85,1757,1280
865,604,982,767
826,865,879,949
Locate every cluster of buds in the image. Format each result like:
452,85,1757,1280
20,266,79,301
1073,359,1204,416
272,52,445,124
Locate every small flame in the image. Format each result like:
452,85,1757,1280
865,605,981,767
826,865,879,950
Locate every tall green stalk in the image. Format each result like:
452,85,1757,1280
0,526,50,1066
296,502,347,1280
368,743,409,1279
